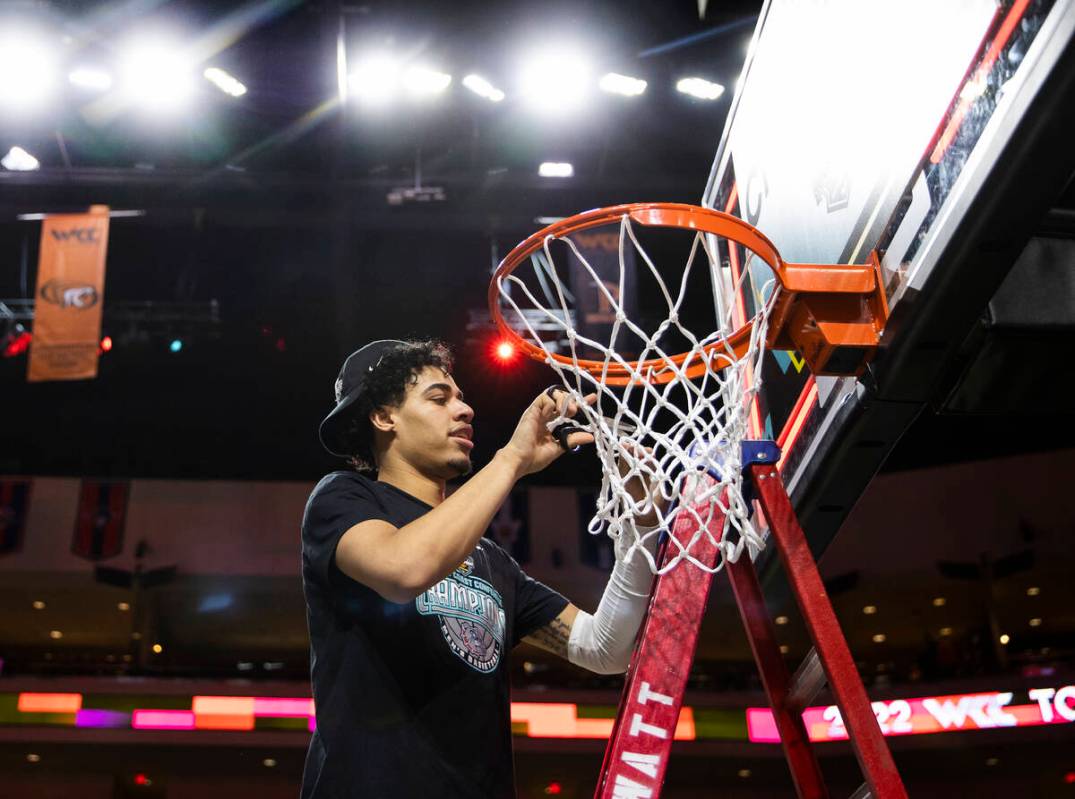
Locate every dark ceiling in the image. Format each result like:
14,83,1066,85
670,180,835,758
1,0,1074,484
0,0,768,481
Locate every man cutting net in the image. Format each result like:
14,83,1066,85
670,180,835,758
300,338,661,798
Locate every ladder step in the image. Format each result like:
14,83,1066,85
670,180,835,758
786,647,826,711
848,782,872,799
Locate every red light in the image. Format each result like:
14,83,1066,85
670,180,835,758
544,782,562,795
134,773,149,786
1065,771,1075,784
494,340,515,362
2,329,31,358
100,336,113,352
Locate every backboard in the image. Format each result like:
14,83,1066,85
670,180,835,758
703,0,1075,550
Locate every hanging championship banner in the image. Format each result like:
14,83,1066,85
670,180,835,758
568,230,637,360
72,480,128,561
28,205,110,382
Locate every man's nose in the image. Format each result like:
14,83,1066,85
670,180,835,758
455,400,474,422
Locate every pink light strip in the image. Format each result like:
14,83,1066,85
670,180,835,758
254,697,316,717
132,710,196,730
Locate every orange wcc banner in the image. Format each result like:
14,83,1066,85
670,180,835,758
28,206,110,382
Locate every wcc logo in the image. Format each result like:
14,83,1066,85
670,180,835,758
40,280,99,310
51,226,101,244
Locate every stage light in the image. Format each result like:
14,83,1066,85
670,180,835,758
999,633,1010,645
204,67,246,97
26,753,40,763
152,643,163,653
932,596,947,607
69,67,112,91
871,633,886,643
599,72,647,96
1027,586,1040,596
862,605,877,615
538,161,573,178
676,76,725,101
518,49,591,112
1064,771,1075,785
100,336,113,352
403,66,451,96
544,782,562,795
494,340,516,362
1029,617,1042,627
32,600,45,610
169,339,183,353
462,74,504,102
0,31,58,113
350,54,399,103
134,773,151,786
1,146,39,172
774,615,788,625
119,42,197,114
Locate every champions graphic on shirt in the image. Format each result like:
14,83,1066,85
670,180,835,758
416,556,507,673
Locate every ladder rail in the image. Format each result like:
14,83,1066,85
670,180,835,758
749,463,908,799
727,551,829,798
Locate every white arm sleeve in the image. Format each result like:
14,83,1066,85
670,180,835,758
567,527,658,674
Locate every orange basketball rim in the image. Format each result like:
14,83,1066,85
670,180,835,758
488,202,890,385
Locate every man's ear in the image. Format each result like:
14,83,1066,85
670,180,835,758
369,406,395,433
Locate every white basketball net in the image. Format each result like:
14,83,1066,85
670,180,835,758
496,213,779,574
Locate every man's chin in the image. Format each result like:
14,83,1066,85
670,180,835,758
446,455,473,478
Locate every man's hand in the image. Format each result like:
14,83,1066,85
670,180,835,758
500,388,596,477
618,442,667,528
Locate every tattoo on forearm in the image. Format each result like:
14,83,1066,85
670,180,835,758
525,616,572,657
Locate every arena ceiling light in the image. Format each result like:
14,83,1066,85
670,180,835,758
0,30,59,114
403,66,451,97
1,146,40,171
350,57,452,104
68,66,113,92
538,161,573,178
118,41,198,114
462,74,504,102
349,54,400,103
599,72,647,97
518,49,591,113
676,76,725,101
203,67,246,97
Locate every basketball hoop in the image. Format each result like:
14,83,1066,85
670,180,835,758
489,202,888,574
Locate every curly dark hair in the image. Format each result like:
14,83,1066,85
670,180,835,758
342,339,454,471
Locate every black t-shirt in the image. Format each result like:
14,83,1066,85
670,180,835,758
300,471,569,799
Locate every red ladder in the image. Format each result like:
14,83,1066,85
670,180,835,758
594,445,908,799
